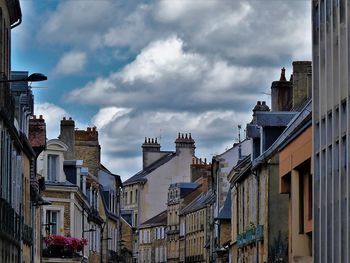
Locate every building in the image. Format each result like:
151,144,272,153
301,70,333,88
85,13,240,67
214,190,232,263
167,182,199,263
120,213,134,263
279,102,312,263
211,139,251,262
312,0,349,262
0,1,26,262
139,210,167,263
28,114,47,263
38,139,92,261
37,118,123,263
229,62,311,263
179,189,215,263
122,133,197,260
99,165,122,263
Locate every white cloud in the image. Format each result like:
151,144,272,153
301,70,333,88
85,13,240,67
54,51,87,75
93,108,251,179
68,36,268,112
34,102,86,140
29,0,312,178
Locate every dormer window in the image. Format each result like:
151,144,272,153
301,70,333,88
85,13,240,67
47,154,59,182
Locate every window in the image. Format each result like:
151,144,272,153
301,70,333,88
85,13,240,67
130,190,133,204
47,154,59,181
46,210,60,235
134,212,138,227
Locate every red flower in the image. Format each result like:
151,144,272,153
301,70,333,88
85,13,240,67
45,235,88,252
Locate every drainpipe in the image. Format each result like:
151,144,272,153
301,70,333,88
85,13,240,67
254,170,260,263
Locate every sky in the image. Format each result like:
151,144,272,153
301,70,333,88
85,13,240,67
12,0,311,181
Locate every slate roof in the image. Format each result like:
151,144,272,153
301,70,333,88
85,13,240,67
121,209,133,226
100,186,119,221
123,152,176,185
252,100,312,169
180,190,215,215
139,210,167,229
231,156,252,184
217,189,231,220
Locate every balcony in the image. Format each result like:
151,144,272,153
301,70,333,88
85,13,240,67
0,198,22,245
236,224,263,247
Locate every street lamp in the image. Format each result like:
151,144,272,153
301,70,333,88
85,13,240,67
0,72,47,83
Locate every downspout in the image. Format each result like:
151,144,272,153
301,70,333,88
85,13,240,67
253,169,260,263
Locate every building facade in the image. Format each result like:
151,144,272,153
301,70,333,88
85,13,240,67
139,210,167,263
180,190,215,263
312,0,349,262
122,134,197,260
167,182,199,263
279,107,312,263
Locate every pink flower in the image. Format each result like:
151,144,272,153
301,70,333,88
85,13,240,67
45,235,88,252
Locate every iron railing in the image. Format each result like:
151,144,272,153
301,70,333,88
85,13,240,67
0,198,22,244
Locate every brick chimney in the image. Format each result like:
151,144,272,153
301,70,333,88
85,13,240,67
29,115,46,156
271,67,293,111
292,61,312,110
75,127,100,176
59,117,75,160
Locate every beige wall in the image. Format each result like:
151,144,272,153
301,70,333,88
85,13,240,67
279,126,312,263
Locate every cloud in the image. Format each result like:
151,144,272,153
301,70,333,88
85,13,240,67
92,108,251,180
34,102,86,140
68,36,270,112
54,51,87,75
29,0,311,179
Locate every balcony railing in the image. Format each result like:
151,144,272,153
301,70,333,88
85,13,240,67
236,224,264,247
0,198,22,244
185,254,204,262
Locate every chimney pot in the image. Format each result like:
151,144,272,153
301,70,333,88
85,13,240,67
257,101,261,105
69,117,72,120
185,133,188,139
63,117,66,120
33,115,36,119
39,115,43,119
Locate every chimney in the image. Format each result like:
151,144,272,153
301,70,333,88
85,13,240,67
59,117,75,159
142,137,161,169
251,100,270,124
175,133,195,155
292,61,312,110
29,115,46,156
202,175,209,193
271,67,293,111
